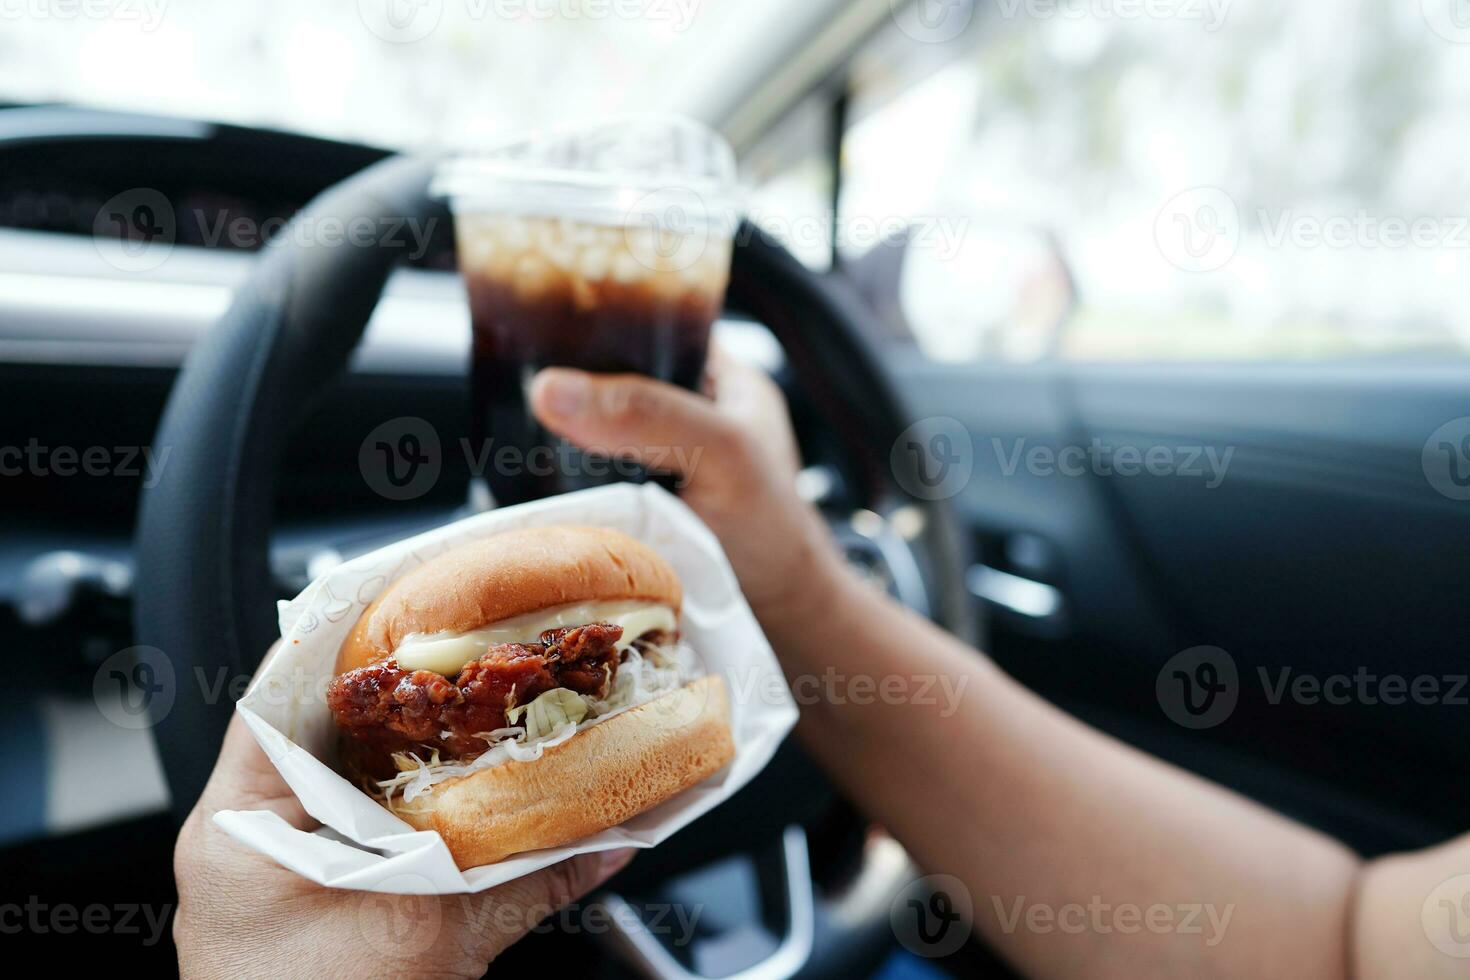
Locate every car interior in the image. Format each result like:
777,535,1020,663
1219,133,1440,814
5,2,1469,977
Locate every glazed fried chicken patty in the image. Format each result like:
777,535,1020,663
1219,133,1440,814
326,623,626,780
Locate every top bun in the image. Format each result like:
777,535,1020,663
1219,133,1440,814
335,525,682,675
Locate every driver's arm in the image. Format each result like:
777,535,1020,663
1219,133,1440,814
530,354,1469,980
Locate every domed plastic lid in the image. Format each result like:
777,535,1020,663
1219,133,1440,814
434,114,744,233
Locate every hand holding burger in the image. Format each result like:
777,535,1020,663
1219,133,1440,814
174,646,641,979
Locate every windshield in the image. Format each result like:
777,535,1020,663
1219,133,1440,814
0,0,778,146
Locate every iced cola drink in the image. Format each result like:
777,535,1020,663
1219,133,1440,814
438,117,739,505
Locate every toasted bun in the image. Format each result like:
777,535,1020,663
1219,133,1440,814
335,526,682,674
392,675,734,869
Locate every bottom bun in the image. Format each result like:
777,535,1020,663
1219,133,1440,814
394,675,735,869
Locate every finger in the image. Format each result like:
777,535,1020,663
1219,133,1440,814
203,715,316,829
529,369,739,479
701,344,770,405
701,340,736,397
459,848,637,962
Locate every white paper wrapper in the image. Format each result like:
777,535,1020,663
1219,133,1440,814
214,483,798,894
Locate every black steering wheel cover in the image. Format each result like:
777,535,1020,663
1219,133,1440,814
135,155,448,818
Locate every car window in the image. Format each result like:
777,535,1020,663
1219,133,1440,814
815,2,1470,364
744,90,838,272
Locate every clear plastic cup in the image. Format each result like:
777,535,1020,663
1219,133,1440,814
435,115,742,505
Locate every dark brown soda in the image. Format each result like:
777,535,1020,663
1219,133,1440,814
467,271,719,505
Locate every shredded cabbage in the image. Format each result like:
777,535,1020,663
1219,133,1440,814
377,639,699,808
507,687,588,741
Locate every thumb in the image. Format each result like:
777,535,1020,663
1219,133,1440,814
457,847,637,962
529,368,737,481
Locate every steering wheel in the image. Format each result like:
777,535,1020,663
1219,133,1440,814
135,155,977,978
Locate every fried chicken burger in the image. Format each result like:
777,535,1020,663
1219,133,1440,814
325,525,734,869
